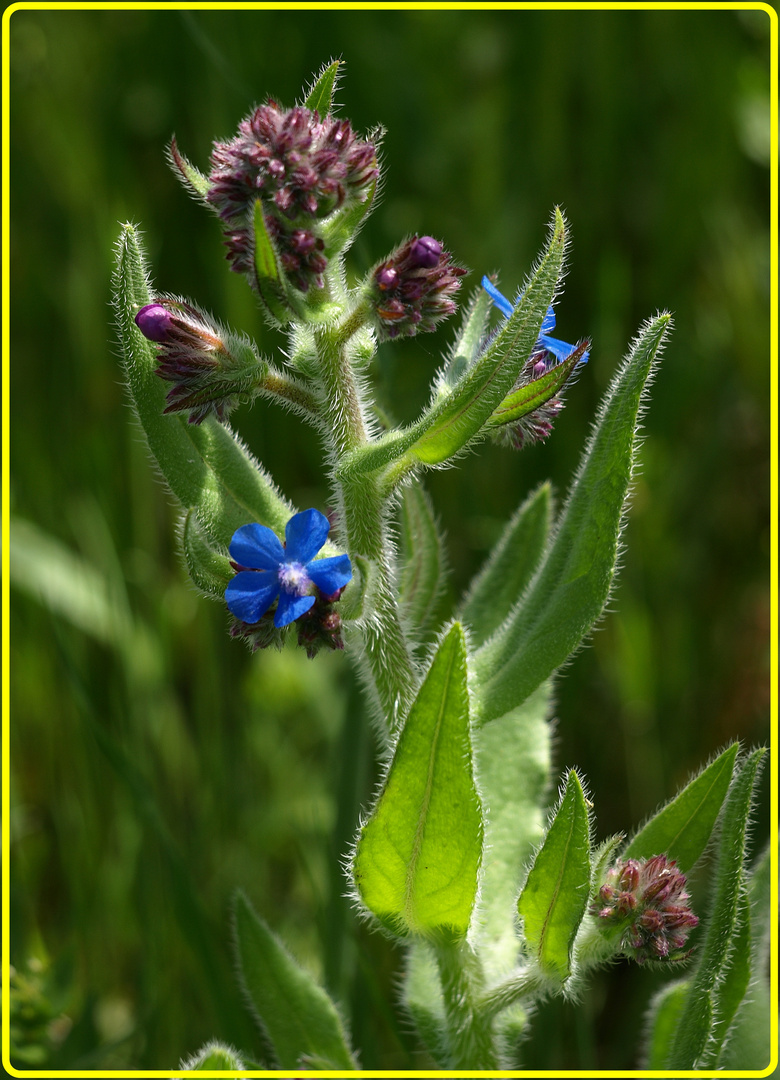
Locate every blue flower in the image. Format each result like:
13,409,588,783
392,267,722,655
481,276,589,365
224,508,352,628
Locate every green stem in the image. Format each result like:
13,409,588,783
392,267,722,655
479,970,542,1022
314,325,418,731
434,940,499,1070
256,368,322,421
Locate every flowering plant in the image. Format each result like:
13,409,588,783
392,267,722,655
113,62,768,1073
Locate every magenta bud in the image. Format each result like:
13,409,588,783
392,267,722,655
136,304,174,342
375,266,399,291
408,235,442,269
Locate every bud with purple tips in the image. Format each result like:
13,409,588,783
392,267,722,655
369,235,467,340
591,854,699,964
135,298,266,424
205,100,378,293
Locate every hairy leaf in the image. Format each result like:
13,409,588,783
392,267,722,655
353,623,483,940
459,482,552,648
233,892,356,1070
398,483,446,640
473,312,672,723
624,742,739,872
517,770,591,982
113,224,294,549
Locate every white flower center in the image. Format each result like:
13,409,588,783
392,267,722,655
277,561,312,596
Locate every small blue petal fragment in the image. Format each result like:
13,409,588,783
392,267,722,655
275,591,316,627
225,571,280,623
307,553,353,595
540,334,589,365
285,507,331,564
229,523,286,569
481,275,514,319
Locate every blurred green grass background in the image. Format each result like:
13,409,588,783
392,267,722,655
8,6,772,1072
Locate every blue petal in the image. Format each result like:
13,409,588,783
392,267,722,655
539,333,578,364
274,591,316,627
285,508,330,563
481,275,514,319
229,523,285,570
225,570,280,623
307,554,353,595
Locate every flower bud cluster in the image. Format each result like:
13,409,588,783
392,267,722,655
369,235,466,340
591,854,699,964
207,101,378,292
135,299,264,424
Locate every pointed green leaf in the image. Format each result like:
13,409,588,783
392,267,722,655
113,224,294,548
303,60,340,115
180,1041,246,1071
487,343,586,428
435,286,493,393
643,981,690,1069
623,742,740,872
473,312,672,723
398,484,446,639
233,892,356,1071
337,209,567,481
167,136,211,203
353,623,483,940
459,482,552,648
179,510,232,599
667,748,766,1069
702,887,752,1067
517,770,591,983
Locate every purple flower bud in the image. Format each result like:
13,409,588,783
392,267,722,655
204,100,378,291
136,297,264,425
408,236,442,269
369,235,466,341
135,303,175,342
590,854,698,965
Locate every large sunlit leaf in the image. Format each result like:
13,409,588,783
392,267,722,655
352,623,483,940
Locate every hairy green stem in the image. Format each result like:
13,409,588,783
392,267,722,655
434,940,499,1070
314,324,418,730
479,970,542,1022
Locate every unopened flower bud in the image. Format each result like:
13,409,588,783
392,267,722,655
590,854,698,965
206,101,378,292
135,298,265,424
369,235,466,340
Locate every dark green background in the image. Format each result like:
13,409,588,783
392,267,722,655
8,6,772,1072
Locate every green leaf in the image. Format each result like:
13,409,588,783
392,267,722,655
473,312,672,723
517,770,591,983
167,136,211,204
113,224,294,548
398,483,446,641
179,510,232,600
459,482,552,648
667,748,766,1069
337,208,567,482
435,286,493,393
701,887,752,1067
352,623,483,940
471,682,553,973
303,59,340,115
233,892,356,1071
643,981,690,1069
487,343,586,428
623,742,740,872
180,1040,246,1071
